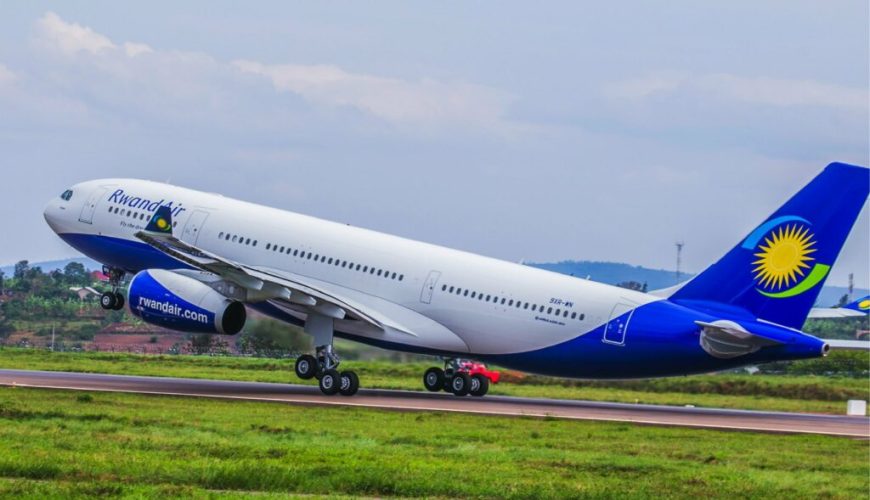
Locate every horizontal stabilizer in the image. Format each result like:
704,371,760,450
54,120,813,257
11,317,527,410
695,320,783,359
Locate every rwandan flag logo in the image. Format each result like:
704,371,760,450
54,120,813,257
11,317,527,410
742,215,829,299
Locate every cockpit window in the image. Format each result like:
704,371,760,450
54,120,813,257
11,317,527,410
60,190,73,201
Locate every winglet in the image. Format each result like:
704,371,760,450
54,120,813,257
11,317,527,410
145,205,174,235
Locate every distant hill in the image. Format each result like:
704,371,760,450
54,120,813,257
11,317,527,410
0,257,101,276
527,260,867,308
528,260,688,290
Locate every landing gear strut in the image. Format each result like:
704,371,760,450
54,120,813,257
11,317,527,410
295,313,359,396
423,359,495,397
99,266,126,311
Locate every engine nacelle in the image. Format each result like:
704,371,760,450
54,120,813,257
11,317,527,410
128,269,246,335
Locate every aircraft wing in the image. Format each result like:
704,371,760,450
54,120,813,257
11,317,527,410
134,214,413,335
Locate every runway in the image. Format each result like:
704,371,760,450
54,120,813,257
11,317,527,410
0,369,867,438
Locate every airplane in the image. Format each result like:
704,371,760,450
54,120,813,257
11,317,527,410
808,295,870,319
43,162,869,397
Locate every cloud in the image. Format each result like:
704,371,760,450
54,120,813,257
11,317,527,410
35,12,154,59
608,72,868,111
31,11,510,130
35,11,116,55
0,63,16,85
232,60,513,126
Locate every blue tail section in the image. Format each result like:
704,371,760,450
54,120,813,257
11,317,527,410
843,295,870,314
670,162,869,329
145,205,173,234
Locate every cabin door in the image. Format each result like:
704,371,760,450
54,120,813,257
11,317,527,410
78,187,108,224
420,271,442,304
602,302,635,345
181,210,210,245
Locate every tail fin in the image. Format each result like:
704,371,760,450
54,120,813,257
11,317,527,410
843,295,870,314
671,162,869,329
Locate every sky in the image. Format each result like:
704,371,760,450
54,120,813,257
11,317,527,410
0,2,868,286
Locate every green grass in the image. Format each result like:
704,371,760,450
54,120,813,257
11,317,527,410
0,386,866,498
0,348,867,414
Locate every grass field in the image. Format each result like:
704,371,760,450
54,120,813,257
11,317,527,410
0,348,867,414
0,386,866,498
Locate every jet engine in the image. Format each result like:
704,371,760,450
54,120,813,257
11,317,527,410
127,269,246,335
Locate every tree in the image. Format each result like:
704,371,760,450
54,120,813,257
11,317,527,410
13,260,29,280
616,281,645,292
837,294,849,307
63,262,90,286
0,269,4,294
238,319,309,355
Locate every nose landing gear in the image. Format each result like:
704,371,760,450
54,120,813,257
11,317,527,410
423,359,498,397
99,266,126,311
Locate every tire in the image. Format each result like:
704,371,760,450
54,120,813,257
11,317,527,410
99,292,116,310
423,367,445,392
112,292,125,311
450,372,471,396
339,370,359,396
295,354,318,380
470,374,489,397
319,369,341,395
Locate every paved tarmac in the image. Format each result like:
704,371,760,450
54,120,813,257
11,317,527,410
0,369,867,437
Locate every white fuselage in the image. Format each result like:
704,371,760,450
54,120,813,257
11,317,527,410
44,178,659,357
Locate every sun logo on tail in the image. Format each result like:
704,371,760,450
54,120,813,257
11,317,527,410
741,216,830,299
752,224,816,290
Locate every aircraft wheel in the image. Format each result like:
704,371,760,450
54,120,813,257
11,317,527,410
450,372,471,396
423,367,445,392
319,369,341,395
295,354,318,380
339,370,359,396
99,292,117,310
470,374,489,397
112,291,125,310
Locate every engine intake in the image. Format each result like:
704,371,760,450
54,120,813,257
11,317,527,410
128,269,246,335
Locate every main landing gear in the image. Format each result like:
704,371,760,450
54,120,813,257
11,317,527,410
423,359,496,397
99,266,126,311
294,313,359,396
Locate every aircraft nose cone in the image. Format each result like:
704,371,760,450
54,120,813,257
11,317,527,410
43,199,63,233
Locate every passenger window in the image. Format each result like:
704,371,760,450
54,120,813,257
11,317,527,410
442,285,447,291
555,309,561,316
486,295,491,302
547,307,553,314
571,312,577,319
391,272,397,279
580,314,585,320
464,290,469,297
399,274,404,281
377,270,383,276
471,292,476,298
449,286,455,293
232,235,237,243
328,258,333,264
